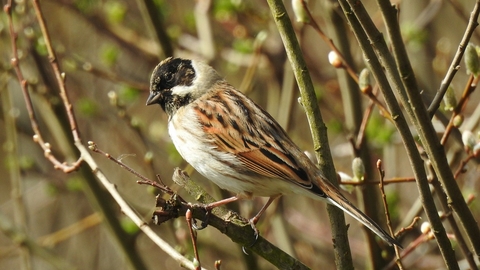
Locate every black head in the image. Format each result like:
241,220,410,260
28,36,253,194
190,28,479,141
146,57,196,115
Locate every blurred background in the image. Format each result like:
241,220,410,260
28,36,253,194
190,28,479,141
1,0,479,269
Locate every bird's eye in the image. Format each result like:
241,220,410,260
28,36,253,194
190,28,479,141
164,72,174,83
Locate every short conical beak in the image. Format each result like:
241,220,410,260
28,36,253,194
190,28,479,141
146,91,161,106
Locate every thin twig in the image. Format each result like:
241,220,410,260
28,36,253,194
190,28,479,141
32,0,81,143
428,0,480,117
88,142,175,196
340,177,416,186
454,153,476,179
441,75,479,145
80,143,202,269
186,210,202,270
74,57,149,91
4,2,82,173
91,143,307,269
395,217,421,238
429,168,478,270
1,71,31,269
301,0,392,121
376,160,403,270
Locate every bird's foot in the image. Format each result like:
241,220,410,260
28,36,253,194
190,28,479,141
191,204,211,230
242,218,260,255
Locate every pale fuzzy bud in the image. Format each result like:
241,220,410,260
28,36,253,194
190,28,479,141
33,134,39,142
420,221,431,234
359,68,372,95
465,43,480,76
87,141,96,151
108,91,118,106
44,142,51,149
82,62,92,71
443,86,457,111
328,51,343,68
352,157,365,182
130,117,140,128
44,149,52,157
462,130,476,151
292,0,310,23
453,114,463,128
144,151,154,164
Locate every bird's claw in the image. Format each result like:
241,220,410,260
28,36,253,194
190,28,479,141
242,218,260,255
191,206,211,230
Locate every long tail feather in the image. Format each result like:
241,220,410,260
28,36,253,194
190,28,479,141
325,191,402,248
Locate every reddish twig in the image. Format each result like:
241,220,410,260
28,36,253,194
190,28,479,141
355,96,376,150
453,153,476,179
385,233,435,270
186,210,201,270
428,161,478,270
395,217,421,238
4,1,82,173
301,0,392,121
441,74,479,145
340,177,416,186
376,160,404,269
88,141,176,196
428,0,480,116
31,0,81,144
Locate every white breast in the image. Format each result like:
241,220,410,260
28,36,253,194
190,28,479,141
167,105,310,198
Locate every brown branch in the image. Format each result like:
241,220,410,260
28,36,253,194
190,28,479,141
91,142,309,269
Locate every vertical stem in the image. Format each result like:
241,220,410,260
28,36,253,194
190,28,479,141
1,81,32,270
336,0,460,268
266,0,354,269
375,0,480,257
322,1,388,267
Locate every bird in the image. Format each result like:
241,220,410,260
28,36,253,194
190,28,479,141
146,57,401,247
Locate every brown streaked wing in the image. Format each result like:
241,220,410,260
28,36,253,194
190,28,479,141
192,86,313,189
